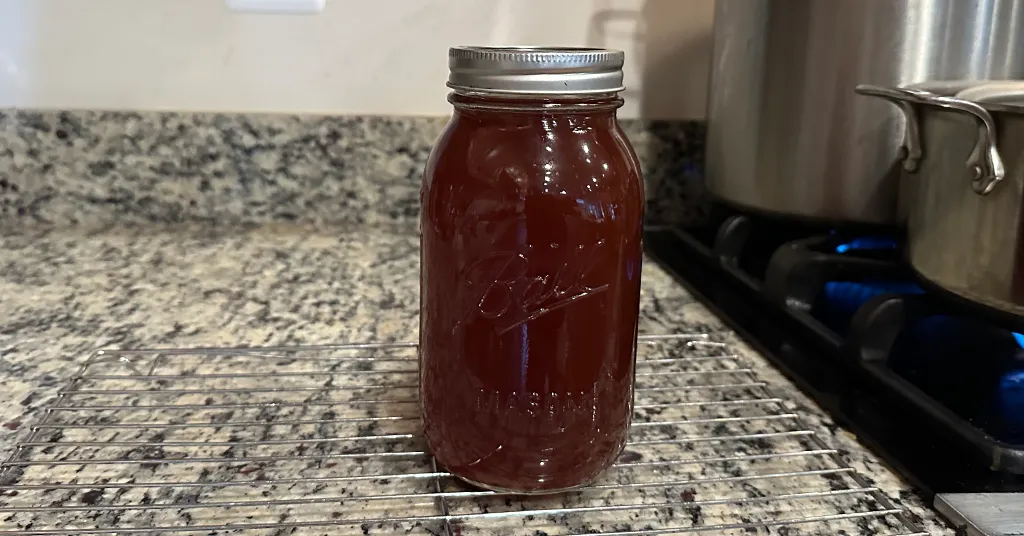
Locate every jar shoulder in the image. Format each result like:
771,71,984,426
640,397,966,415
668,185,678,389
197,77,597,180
423,114,643,214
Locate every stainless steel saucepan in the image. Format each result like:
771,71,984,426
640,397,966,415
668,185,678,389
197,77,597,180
855,82,1024,317
888,80,991,223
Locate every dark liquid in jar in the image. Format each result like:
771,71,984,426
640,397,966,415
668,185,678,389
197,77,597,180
420,94,644,493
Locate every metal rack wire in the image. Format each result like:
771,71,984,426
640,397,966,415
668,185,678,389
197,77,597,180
0,334,927,535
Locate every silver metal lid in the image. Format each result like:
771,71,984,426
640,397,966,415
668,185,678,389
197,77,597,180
447,46,625,95
956,80,1024,106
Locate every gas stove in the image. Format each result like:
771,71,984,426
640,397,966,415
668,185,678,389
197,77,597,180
644,204,1024,504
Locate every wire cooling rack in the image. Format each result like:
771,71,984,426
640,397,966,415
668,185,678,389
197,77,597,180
0,334,926,535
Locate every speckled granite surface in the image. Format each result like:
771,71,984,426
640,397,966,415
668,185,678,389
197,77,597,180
0,223,950,534
0,109,952,533
0,111,706,228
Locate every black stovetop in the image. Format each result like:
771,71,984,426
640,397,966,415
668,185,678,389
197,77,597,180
644,204,1024,498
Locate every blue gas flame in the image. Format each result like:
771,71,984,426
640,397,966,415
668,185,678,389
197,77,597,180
834,237,899,254
1001,334,1024,414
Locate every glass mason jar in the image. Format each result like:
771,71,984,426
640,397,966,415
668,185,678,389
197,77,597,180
420,46,644,493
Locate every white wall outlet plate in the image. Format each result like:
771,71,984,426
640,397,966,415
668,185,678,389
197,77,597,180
225,0,326,14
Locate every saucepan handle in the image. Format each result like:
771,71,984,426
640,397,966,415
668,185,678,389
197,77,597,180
916,91,1004,196
856,84,1004,196
853,84,924,173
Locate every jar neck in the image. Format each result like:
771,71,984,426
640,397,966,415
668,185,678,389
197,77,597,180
448,91,623,117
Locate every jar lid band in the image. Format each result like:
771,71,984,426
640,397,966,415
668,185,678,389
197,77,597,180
447,46,626,95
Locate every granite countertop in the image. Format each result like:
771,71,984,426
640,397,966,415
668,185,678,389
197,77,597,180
0,222,951,534
0,109,953,533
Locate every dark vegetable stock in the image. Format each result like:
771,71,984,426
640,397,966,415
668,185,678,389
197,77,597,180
419,93,644,492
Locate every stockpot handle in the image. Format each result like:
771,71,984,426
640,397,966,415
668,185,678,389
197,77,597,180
855,84,1004,196
852,85,923,173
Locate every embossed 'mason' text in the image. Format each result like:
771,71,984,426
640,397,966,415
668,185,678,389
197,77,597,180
474,388,599,430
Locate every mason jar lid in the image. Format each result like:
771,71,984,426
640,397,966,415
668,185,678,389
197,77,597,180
447,46,625,95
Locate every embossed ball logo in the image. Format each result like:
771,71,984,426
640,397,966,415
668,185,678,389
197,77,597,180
461,239,609,334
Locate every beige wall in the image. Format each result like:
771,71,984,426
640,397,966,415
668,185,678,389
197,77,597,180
0,0,714,119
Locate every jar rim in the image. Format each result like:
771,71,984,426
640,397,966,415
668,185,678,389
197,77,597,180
447,46,626,95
